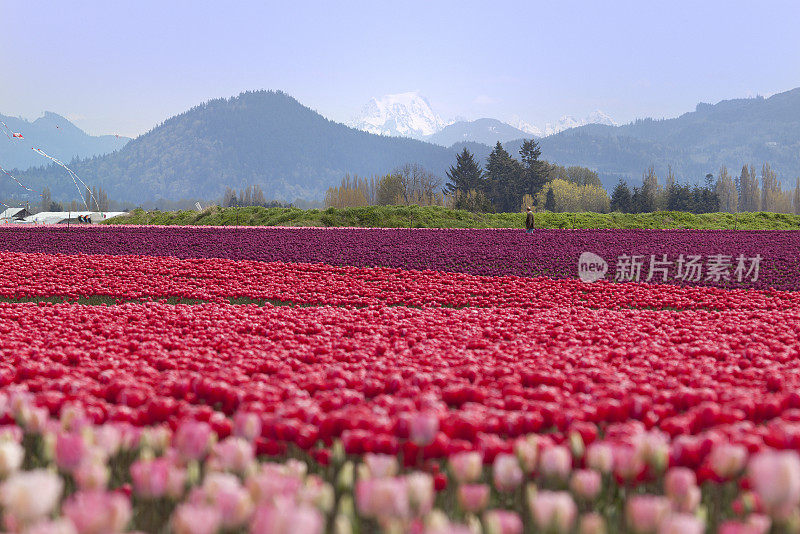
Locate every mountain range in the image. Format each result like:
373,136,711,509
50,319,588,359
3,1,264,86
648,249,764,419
4,87,800,204
0,112,130,170
348,91,617,143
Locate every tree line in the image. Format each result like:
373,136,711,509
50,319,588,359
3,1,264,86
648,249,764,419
610,164,800,215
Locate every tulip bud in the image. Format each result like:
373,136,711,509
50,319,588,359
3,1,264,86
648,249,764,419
570,469,602,501
484,509,523,534
658,513,705,534
407,472,434,516
173,420,215,462
748,450,800,521
336,461,354,493
585,443,614,475
529,491,577,533
493,453,523,492
171,503,222,534
233,412,261,442
331,440,346,466
626,495,670,534
457,484,490,514
579,512,607,534
514,436,538,474
0,469,64,527
62,490,132,534
449,451,483,484
709,443,748,480
55,432,86,474
0,441,24,478
569,431,585,460
363,453,399,479
539,446,572,483
409,412,439,447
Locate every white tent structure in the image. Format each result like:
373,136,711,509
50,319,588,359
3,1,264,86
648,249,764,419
0,207,31,222
21,211,126,225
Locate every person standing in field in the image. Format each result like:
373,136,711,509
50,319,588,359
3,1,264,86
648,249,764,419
525,207,535,233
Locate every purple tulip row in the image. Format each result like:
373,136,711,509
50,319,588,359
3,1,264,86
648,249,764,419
0,226,797,290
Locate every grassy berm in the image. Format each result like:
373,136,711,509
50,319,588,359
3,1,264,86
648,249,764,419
104,205,800,230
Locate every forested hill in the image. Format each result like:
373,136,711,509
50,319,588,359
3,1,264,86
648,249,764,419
9,91,458,203
9,88,800,204
527,88,800,188
0,112,129,170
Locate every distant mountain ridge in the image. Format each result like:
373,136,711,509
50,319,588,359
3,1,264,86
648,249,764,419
530,88,800,188
427,118,530,147
349,92,618,143
0,112,129,170
9,91,459,203
6,87,800,204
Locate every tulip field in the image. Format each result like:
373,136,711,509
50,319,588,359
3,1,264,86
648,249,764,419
0,226,799,533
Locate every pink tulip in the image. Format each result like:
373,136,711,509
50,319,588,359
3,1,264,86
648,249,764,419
195,472,254,530
626,495,670,534
131,457,187,499
529,491,577,533
0,440,24,478
233,411,262,442
539,446,572,482
585,442,614,474
61,491,131,534
171,503,221,534
484,509,523,534
246,471,303,505
493,453,523,492
613,445,646,482
457,484,490,513
746,514,771,534
173,420,214,461
664,468,696,499
21,518,78,534
658,513,704,534
73,459,110,491
748,450,800,520
570,469,602,501
664,467,700,512
710,443,748,480
407,472,434,516
515,436,538,474
409,412,439,446
356,476,409,520
55,432,86,473
579,512,607,534
449,451,483,484
208,437,255,475
250,501,323,534
0,469,63,526
364,453,399,479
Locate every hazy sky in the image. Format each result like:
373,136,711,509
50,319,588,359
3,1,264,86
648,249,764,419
2,0,799,137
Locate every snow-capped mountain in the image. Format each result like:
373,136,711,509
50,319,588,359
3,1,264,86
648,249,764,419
349,92,448,139
543,111,617,137
507,115,542,137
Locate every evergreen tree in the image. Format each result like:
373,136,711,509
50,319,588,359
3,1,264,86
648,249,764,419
610,180,632,213
544,187,556,212
519,139,548,198
485,142,523,212
444,148,484,197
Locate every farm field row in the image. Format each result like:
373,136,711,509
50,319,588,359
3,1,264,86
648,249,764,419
1,226,799,290
0,226,798,532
